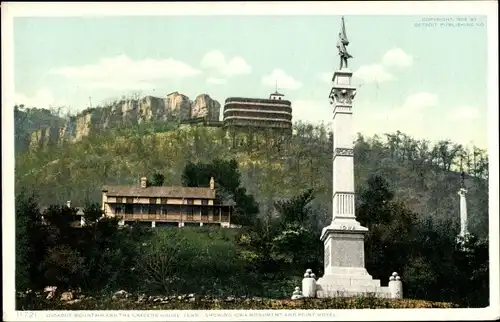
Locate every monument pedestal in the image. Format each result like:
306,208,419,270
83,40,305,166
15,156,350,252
315,221,392,298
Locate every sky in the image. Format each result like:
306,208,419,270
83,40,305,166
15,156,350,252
13,13,489,149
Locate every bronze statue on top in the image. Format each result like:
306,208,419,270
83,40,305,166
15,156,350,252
337,16,353,70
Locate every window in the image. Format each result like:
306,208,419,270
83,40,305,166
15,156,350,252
161,198,169,204
125,204,134,215
126,197,134,204
148,205,156,215
185,206,194,220
201,199,208,205
186,199,194,205
115,206,124,215
149,198,156,204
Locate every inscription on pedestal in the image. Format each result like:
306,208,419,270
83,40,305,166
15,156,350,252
332,105,352,114
334,148,354,157
330,236,364,267
325,244,331,267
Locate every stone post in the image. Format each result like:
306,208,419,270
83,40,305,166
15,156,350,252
388,272,403,299
302,269,317,298
291,287,304,300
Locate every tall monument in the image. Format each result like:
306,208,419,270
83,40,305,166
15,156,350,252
315,17,391,298
458,171,469,238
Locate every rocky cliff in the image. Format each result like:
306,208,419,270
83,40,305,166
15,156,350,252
28,92,221,149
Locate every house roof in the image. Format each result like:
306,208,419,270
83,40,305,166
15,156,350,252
39,206,85,216
102,185,216,199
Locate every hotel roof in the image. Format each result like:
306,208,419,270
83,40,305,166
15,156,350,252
102,185,216,199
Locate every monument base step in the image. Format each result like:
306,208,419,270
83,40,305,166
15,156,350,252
317,277,381,287
316,279,382,288
322,267,376,279
316,272,391,298
316,288,392,299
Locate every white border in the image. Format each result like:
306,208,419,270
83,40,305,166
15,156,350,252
2,1,499,321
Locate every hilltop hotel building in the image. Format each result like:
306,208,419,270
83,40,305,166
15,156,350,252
222,91,293,132
101,177,233,228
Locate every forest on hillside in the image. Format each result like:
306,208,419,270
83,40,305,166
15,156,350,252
16,159,489,309
15,107,489,238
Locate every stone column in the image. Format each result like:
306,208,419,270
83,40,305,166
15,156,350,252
316,68,381,298
320,69,369,275
458,187,468,238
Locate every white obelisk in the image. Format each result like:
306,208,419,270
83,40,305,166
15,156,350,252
458,171,469,238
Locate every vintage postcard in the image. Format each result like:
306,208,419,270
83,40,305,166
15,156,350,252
2,1,499,321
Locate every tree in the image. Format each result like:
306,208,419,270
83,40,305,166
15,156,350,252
357,175,395,226
357,175,418,290
274,188,315,225
15,196,153,294
39,244,85,289
75,209,151,292
136,229,190,293
237,188,322,285
271,189,322,271
181,158,259,226
150,173,165,186
137,228,246,295
450,234,489,307
15,191,46,291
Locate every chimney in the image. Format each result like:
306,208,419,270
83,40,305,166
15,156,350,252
66,200,71,208
140,177,148,188
210,176,215,190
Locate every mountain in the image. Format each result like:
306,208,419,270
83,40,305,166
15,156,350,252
15,92,221,151
14,106,65,153
14,110,489,238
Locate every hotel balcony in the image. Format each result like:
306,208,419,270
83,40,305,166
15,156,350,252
108,204,231,228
